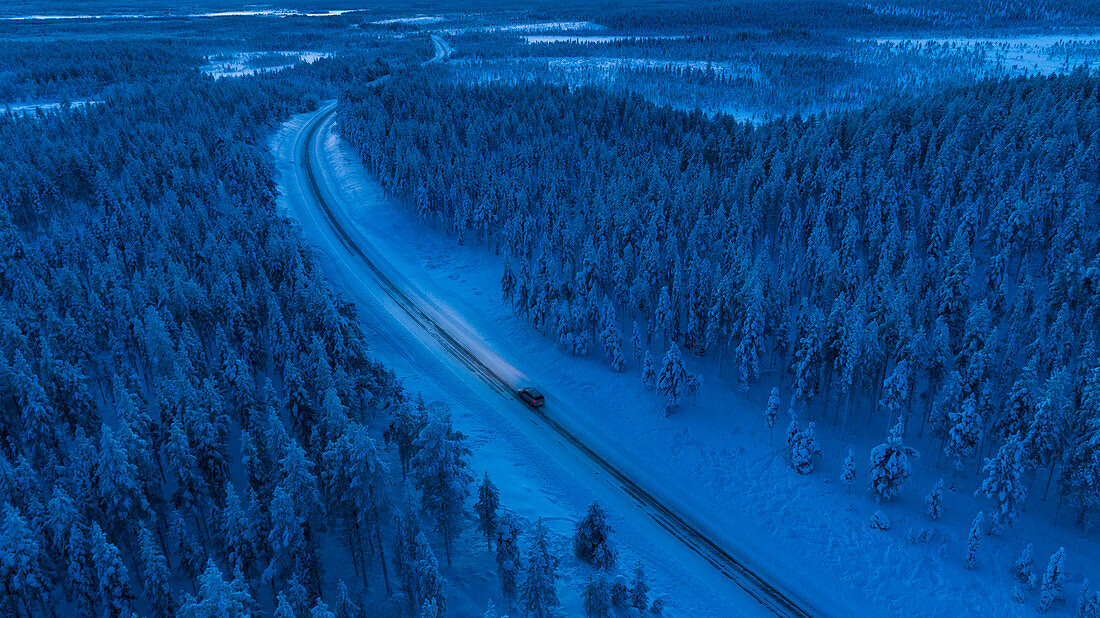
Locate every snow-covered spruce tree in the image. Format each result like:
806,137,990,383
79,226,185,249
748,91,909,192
734,267,764,390
869,417,919,502
484,599,498,618
310,599,336,618
0,503,45,615
90,521,132,616
573,502,615,570
583,573,613,618
842,449,856,492
414,532,446,614
606,326,625,372
765,388,781,444
654,287,672,349
221,484,256,580
945,394,983,473
520,519,559,618
496,513,522,612
137,524,174,618
1014,543,1036,588
321,422,390,592
334,580,360,618
925,480,944,521
176,560,255,618
1023,374,1066,491
411,408,472,566
786,409,801,450
386,397,427,479
964,511,983,570
789,421,821,474
600,300,625,372
642,351,657,390
393,502,422,612
657,343,693,416
67,522,95,614
475,472,501,550
1078,579,1099,618
1039,547,1066,613
629,561,649,611
274,593,295,618
977,432,1027,533
880,359,911,422
631,321,643,368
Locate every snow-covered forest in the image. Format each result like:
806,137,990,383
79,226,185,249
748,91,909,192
4,0,1100,616
342,69,1100,523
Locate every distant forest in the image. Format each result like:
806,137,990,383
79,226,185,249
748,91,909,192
340,69,1100,529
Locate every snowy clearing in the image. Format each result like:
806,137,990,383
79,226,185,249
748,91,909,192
372,15,447,25
524,34,685,44
544,56,758,78
440,21,600,35
870,33,1100,74
3,99,102,116
201,51,331,79
2,9,356,20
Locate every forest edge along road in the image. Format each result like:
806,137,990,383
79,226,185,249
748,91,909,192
291,100,821,618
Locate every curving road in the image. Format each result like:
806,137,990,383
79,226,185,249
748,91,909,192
289,98,820,617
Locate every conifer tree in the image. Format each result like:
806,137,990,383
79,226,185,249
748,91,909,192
177,561,254,618
946,394,983,472
842,449,856,492
573,502,615,570
138,524,174,618
964,511,983,570
1014,543,1036,588
765,388,781,444
583,573,612,618
311,599,336,618
629,561,649,611
496,513,522,611
977,433,1027,532
1039,547,1066,613
411,408,472,565
642,351,657,390
333,580,360,618
520,519,559,618
475,472,501,550
91,522,132,617
0,504,45,616
925,480,944,521
869,417,919,502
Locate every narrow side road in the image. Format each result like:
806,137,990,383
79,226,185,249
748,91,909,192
286,100,822,617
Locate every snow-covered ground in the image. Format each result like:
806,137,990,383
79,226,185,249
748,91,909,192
372,15,447,26
201,51,330,79
543,56,758,78
523,34,684,44
1,9,355,20
440,21,600,35
278,105,1100,616
870,33,1100,74
3,99,101,116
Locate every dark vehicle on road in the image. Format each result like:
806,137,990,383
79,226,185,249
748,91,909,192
517,387,545,407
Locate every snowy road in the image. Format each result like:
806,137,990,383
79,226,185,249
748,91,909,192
278,100,823,617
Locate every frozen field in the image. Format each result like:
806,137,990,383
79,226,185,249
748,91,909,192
201,51,331,79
